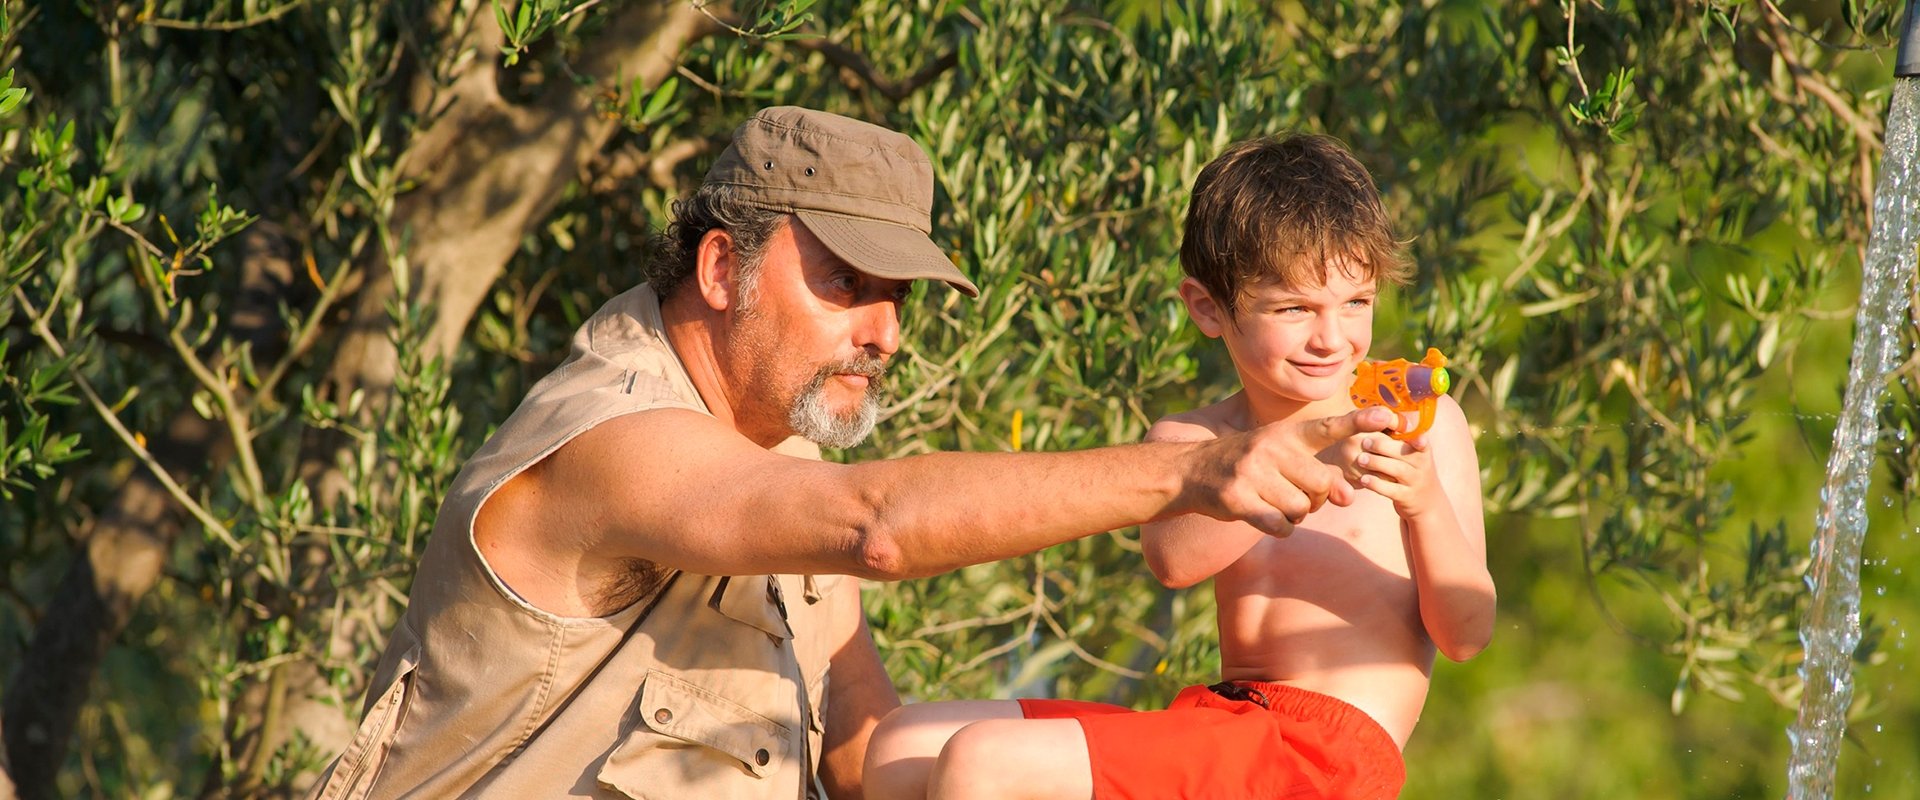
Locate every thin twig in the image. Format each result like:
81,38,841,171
551,0,612,31
1756,0,1876,52
1561,0,1591,101
1039,603,1146,679
10,287,242,551
141,0,308,31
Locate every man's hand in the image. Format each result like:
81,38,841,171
1181,406,1396,536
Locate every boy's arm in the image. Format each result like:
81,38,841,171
1140,417,1268,589
1358,397,1495,661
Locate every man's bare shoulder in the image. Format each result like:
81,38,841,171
477,407,797,614
1146,395,1247,444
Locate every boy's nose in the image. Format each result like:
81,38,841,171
1307,313,1342,351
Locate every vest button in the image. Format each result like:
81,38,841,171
755,748,771,766
654,708,673,725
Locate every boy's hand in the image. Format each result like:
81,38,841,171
1324,431,1387,490
1354,433,1451,521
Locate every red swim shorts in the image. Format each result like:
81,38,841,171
1018,681,1404,800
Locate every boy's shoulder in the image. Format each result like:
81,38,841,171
1146,395,1248,443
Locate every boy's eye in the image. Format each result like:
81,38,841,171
1346,297,1374,308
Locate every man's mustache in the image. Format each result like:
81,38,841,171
819,355,888,382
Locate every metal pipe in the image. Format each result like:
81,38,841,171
1899,0,1920,77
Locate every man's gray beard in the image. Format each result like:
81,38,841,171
788,358,886,449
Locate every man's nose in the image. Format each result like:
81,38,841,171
856,300,901,356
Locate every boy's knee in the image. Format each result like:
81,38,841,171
931,721,1029,791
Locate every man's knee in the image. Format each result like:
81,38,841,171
869,704,948,764
866,705,954,799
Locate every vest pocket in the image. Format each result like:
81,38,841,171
598,670,793,798
305,642,423,800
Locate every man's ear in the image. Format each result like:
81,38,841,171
693,228,739,313
1178,277,1229,338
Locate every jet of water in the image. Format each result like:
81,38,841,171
1783,77,1920,799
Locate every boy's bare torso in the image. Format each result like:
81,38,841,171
1171,394,1440,749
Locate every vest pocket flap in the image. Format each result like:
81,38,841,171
624,670,790,780
712,575,793,640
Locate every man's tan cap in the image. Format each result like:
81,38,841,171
703,106,979,297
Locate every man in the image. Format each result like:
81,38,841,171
307,107,1393,800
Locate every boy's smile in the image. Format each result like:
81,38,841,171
1180,260,1379,421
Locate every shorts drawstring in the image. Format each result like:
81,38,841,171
1206,681,1271,709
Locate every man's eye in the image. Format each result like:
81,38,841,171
892,286,913,302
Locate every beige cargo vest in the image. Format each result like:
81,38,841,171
310,285,844,800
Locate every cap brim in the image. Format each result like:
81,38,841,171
794,211,980,298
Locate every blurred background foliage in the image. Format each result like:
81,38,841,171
2,0,1918,797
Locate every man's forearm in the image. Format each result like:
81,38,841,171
837,442,1198,579
819,611,899,800
1141,515,1265,588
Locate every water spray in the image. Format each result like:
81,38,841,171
1784,3,1920,796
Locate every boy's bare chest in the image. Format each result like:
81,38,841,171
1220,490,1413,593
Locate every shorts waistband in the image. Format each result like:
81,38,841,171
1216,680,1403,757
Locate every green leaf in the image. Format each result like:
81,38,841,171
1518,287,1599,317
0,86,25,118
191,390,216,420
642,76,678,121
1755,319,1780,369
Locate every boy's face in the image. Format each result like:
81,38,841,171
1180,260,1378,406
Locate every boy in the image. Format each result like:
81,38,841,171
861,133,1495,799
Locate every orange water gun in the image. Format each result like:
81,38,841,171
1350,348,1451,441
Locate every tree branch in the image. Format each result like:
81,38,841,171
140,0,307,32
591,136,715,193
1754,5,1880,227
324,0,720,414
787,37,959,102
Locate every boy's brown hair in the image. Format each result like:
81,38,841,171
1179,133,1410,317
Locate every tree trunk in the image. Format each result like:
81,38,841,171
1,411,223,800
322,0,716,408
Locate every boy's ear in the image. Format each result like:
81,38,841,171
1178,277,1229,338
693,228,741,313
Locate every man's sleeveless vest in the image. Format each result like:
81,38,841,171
309,285,843,799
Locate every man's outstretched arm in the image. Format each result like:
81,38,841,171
474,405,1395,613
